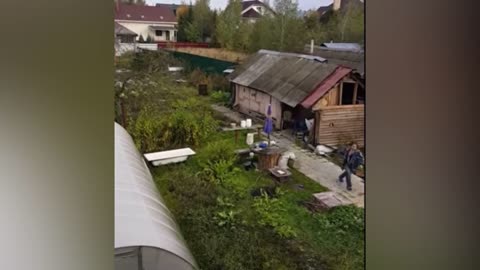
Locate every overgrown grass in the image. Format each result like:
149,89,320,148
116,53,364,270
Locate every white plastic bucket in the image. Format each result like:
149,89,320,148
246,119,252,127
240,120,246,128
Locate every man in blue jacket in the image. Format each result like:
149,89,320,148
338,142,364,191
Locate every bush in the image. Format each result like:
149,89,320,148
253,189,297,238
128,106,162,152
209,73,230,91
210,90,230,104
197,140,237,165
131,50,182,73
160,109,218,149
188,68,208,86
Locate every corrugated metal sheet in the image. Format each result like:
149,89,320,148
320,43,362,52
232,51,339,108
232,54,281,87
304,45,364,75
300,66,352,108
258,49,327,62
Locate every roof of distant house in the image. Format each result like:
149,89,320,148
155,3,180,9
317,4,333,16
241,0,274,15
317,0,364,17
114,3,177,23
242,0,267,10
242,8,262,18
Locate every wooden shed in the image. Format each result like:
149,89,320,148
229,50,365,147
301,69,365,147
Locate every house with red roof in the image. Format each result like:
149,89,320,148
114,3,178,42
241,0,275,23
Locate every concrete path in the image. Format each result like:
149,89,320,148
211,105,365,208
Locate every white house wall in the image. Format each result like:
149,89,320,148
116,21,177,42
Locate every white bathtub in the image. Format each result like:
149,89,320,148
144,148,196,166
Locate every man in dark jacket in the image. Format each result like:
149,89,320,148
338,142,364,191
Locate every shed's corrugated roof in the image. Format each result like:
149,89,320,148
231,51,339,107
304,45,364,75
114,122,198,269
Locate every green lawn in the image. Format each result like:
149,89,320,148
117,53,364,270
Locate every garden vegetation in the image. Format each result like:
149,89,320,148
115,52,364,270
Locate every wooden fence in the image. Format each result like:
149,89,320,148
314,105,364,147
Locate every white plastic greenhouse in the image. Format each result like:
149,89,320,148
115,123,198,270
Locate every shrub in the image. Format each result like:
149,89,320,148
128,106,163,152
131,50,182,73
253,189,297,238
197,140,237,165
160,109,218,148
188,68,208,86
209,73,230,91
210,90,231,104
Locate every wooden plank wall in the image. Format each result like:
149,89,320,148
312,83,340,110
315,105,364,147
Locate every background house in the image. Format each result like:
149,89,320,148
229,50,364,146
241,0,275,23
114,3,178,42
115,22,138,56
317,0,364,20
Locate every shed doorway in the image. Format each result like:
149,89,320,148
341,82,355,105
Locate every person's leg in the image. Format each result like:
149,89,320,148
345,167,352,190
338,169,347,182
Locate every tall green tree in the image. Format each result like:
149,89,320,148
216,0,242,49
248,17,276,52
273,0,300,51
177,4,193,42
338,2,364,43
189,0,212,42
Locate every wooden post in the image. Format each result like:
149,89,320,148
234,130,239,144
352,82,358,104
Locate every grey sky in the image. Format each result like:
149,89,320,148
146,0,333,11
